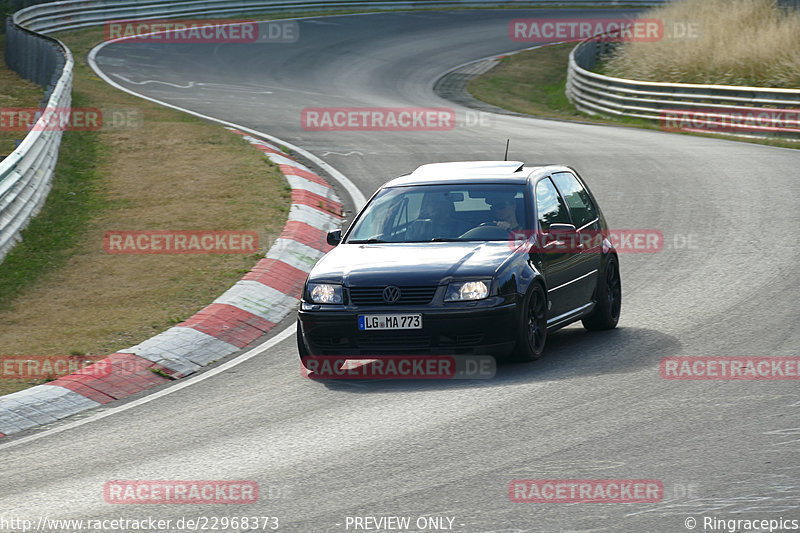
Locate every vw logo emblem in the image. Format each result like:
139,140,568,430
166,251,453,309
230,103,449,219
382,285,401,304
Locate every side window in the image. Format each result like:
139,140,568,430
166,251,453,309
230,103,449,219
535,178,571,231
551,172,599,229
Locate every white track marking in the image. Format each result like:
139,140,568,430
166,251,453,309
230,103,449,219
111,73,196,88
322,151,365,156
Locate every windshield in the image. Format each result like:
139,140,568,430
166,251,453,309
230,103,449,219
346,183,529,243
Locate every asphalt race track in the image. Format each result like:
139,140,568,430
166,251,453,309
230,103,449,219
2,9,799,533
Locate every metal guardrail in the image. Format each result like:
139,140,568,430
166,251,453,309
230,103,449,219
0,15,72,263
0,0,672,265
4,14,65,88
15,1,672,34
566,38,800,139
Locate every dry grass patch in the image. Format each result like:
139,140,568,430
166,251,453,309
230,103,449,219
604,0,800,87
0,29,290,396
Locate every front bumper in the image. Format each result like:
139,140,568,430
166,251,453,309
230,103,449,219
297,300,518,356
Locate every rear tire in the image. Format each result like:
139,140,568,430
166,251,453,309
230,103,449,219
511,284,548,362
582,255,621,331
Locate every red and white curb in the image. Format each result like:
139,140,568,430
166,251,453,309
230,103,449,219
0,129,343,436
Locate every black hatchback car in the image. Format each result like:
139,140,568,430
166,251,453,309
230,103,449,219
297,161,621,362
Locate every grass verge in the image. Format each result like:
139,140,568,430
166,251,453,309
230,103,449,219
467,43,658,128
0,92,105,307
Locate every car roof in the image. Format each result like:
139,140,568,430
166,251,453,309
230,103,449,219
383,161,572,187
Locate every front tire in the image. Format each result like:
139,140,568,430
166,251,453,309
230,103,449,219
512,284,548,361
582,255,621,331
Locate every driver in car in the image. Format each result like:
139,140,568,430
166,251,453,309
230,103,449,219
407,193,459,241
485,194,522,231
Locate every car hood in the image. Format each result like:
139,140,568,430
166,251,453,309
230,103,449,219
309,241,519,286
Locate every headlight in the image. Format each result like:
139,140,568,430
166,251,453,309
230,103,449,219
308,283,344,304
445,280,490,302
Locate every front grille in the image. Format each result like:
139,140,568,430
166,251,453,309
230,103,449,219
348,286,437,306
357,331,432,349
439,334,484,346
309,335,351,348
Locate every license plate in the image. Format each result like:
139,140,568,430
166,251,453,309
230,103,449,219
358,314,422,330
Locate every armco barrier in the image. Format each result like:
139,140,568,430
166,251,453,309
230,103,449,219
0,17,71,264
566,37,800,139
14,1,670,34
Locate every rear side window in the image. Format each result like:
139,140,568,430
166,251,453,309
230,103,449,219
535,178,571,231
551,172,598,229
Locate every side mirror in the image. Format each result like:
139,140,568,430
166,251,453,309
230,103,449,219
326,230,342,246
548,223,577,236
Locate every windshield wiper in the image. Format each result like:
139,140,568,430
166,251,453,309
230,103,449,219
400,238,465,243
350,238,468,243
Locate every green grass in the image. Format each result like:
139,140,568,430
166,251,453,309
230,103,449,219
468,44,574,119
468,43,654,129
0,91,107,310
